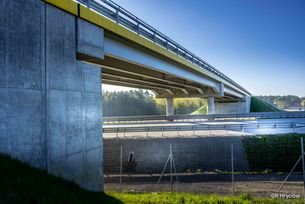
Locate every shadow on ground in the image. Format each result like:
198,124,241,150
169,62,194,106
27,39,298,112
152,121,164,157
0,154,123,204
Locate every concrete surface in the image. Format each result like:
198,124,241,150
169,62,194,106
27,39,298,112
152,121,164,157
0,0,103,191
77,18,104,61
207,97,215,114
166,97,174,115
104,136,249,173
215,96,251,114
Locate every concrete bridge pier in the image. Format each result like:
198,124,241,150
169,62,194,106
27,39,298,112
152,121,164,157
207,97,216,114
166,97,174,115
0,0,104,191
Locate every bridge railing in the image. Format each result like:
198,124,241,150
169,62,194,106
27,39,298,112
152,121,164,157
76,0,250,95
103,111,305,124
103,121,305,135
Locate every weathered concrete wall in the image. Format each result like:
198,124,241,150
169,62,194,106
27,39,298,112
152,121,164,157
104,136,249,174
215,96,251,114
0,0,103,192
0,0,47,169
77,19,104,61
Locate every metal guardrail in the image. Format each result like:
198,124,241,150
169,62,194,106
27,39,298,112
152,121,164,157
103,111,305,124
103,122,305,135
76,0,250,95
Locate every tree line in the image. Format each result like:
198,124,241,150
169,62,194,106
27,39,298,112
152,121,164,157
102,90,206,117
102,90,305,116
258,95,305,110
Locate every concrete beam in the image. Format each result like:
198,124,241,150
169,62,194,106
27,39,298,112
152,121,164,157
104,35,220,89
102,72,188,93
77,18,104,61
103,78,174,94
223,86,244,99
102,62,205,94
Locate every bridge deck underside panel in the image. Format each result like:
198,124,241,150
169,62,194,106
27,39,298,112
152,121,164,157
97,34,245,101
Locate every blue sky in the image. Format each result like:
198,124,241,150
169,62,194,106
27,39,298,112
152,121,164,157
104,0,305,97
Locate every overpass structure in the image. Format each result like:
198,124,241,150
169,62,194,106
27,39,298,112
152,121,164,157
1,0,250,191
63,0,250,115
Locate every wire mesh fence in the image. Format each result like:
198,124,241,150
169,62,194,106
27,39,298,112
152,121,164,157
103,132,305,198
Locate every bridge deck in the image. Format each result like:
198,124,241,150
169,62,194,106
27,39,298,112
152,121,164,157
44,0,250,98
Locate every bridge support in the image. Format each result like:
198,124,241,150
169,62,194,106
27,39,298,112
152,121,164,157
0,0,103,191
207,97,216,114
166,97,174,115
215,96,251,114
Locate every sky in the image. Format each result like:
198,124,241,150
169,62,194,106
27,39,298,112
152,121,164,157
103,0,305,97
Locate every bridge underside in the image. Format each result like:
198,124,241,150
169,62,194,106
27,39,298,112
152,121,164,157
79,33,251,114
101,55,239,102
78,33,248,103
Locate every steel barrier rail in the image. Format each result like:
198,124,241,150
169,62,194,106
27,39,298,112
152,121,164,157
103,111,305,124
103,122,305,134
76,0,250,95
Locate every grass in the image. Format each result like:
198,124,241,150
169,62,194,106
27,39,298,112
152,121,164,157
0,154,302,203
191,104,207,115
109,192,303,204
250,97,281,112
0,154,122,204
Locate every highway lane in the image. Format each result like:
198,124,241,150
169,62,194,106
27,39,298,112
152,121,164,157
103,118,305,138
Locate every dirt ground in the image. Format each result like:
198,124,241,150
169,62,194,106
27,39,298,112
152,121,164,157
104,173,304,197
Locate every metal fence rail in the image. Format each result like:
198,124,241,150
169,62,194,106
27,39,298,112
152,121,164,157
76,0,250,95
103,111,305,124
103,122,305,135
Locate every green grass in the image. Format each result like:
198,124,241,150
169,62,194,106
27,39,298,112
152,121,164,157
191,104,207,115
242,134,305,172
250,97,281,112
0,154,122,204
0,154,302,203
108,192,302,204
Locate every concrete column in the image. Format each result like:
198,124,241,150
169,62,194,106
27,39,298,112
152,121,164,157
207,97,215,114
166,97,174,115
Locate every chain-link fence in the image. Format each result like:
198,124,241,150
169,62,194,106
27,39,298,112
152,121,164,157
103,132,305,198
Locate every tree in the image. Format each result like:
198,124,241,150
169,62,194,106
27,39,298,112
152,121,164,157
301,99,305,109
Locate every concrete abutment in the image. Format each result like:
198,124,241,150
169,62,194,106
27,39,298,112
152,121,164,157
0,0,104,191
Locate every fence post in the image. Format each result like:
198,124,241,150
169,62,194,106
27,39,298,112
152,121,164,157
120,145,123,192
231,143,235,196
192,126,195,137
170,143,173,193
301,138,305,202
225,125,228,136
